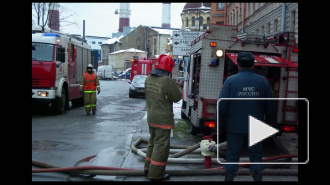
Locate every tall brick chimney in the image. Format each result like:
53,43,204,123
48,3,60,31
162,3,171,28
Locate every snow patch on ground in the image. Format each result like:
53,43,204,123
173,100,182,119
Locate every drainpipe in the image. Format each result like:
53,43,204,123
83,20,85,41
281,3,286,32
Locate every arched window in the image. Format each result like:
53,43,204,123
233,13,235,25
186,17,188,27
199,16,203,26
192,17,195,26
207,17,210,25
236,8,238,24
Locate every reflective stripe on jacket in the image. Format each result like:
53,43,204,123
83,72,96,91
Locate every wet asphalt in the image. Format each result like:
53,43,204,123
32,79,299,182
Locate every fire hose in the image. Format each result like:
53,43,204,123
32,137,298,176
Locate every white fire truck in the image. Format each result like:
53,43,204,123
32,25,92,114
180,24,298,136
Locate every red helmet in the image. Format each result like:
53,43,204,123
155,54,175,73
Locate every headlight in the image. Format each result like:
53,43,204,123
38,91,49,97
216,49,224,57
130,85,135,90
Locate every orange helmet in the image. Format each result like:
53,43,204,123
155,54,175,73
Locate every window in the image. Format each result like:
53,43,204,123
290,10,296,32
192,17,195,26
32,43,54,62
56,47,63,62
274,19,278,32
239,4,242,23
236,8,238,25
154,38,157,45
92,41,95,44
98,42,102,44
217,3,224,10
199,16,203,26
186,17,188,27
228,13,233,25
233,13,235,25
246,3,250,16
267,22,271,34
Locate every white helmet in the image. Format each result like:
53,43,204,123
87,64,93,69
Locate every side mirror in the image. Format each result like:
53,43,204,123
58,47,65,63
128,81,131,84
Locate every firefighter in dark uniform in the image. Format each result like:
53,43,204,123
217,52,277,181
144,54,182,181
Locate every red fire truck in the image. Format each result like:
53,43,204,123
180,24,298,136
130,56,156,81
32,25,92,114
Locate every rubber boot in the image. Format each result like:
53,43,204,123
150,174,170,181
224,171,237,181
251,171,263,181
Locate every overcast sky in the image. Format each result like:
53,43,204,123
56,3,186,38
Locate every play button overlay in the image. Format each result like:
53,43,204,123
216,98,309,165
249,115,279,147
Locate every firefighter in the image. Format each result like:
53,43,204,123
217,52,277,181
144,54,182,181
80,64,100,115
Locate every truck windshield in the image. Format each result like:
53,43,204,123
32,43,54,62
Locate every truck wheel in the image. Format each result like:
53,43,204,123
52,87,66,114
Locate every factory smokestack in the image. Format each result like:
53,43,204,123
48,3,60,31
162,3,171,28
118,3,131,32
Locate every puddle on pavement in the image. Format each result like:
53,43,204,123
32,141,80,151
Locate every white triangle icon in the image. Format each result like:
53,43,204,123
249,115,279,147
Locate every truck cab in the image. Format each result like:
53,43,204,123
32,25,92,114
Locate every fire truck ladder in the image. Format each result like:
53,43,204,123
237,32,268,47
283,68,298,125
